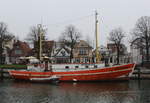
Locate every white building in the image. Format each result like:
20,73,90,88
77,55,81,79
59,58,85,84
130,45,142,64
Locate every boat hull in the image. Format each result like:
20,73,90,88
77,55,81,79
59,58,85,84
53,63,135,81
9,71,53,81
30,75,59,83
9,63,135,82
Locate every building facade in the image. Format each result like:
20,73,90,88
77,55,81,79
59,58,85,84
130,38,150,65
9,40,31,64
50,41,71,63
107,43,129,64
73,40,93,63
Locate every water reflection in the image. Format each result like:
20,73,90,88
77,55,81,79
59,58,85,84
58,82,133,103
0,80,150,103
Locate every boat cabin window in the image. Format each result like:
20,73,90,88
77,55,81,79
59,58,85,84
65,66,69,69
75,66,79,68
94,65,97,68
85,65,89,68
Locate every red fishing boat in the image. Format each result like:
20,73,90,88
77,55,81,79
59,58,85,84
9,63,135,82
8,11,136,82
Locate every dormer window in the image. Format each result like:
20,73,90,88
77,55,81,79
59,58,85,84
61,51,66,56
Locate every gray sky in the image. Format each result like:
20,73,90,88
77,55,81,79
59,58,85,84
0,0,149,49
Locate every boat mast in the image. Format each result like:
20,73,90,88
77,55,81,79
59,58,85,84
38,24,43,61
95,11,100,63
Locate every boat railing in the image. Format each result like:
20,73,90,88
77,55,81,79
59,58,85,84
52,67,101,72
27,65,45,72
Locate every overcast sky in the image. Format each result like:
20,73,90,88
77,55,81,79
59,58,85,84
0,0,149,49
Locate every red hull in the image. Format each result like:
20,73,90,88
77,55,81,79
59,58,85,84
9,63,135,82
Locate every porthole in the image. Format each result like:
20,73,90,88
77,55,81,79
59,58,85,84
85,65,89,68
65,66,69,69
75,66,79,68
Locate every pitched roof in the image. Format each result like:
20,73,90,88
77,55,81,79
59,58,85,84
10,40,31,56
44,41,54,48
20,41,31,53
53,47,70,57
74,40,92,48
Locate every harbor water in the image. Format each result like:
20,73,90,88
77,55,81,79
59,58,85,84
0,80,150,103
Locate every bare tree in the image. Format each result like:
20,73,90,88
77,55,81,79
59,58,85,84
85,35,93,48
59,25,81,62
131,16,150,62
26,26,39,46
26,24,47,58
0,22,14,64
26,24,47,48
108,27,125,64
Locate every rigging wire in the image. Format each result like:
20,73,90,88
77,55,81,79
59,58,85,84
44,12,111,46
45,14,94,27
100,16,111,31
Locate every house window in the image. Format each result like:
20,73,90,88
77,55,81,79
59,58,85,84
79,49,86,55
75,58,80,63
61,51,66,56
15,50,22,55
85,58,89,63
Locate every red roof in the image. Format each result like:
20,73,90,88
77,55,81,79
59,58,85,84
10,40,31,57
